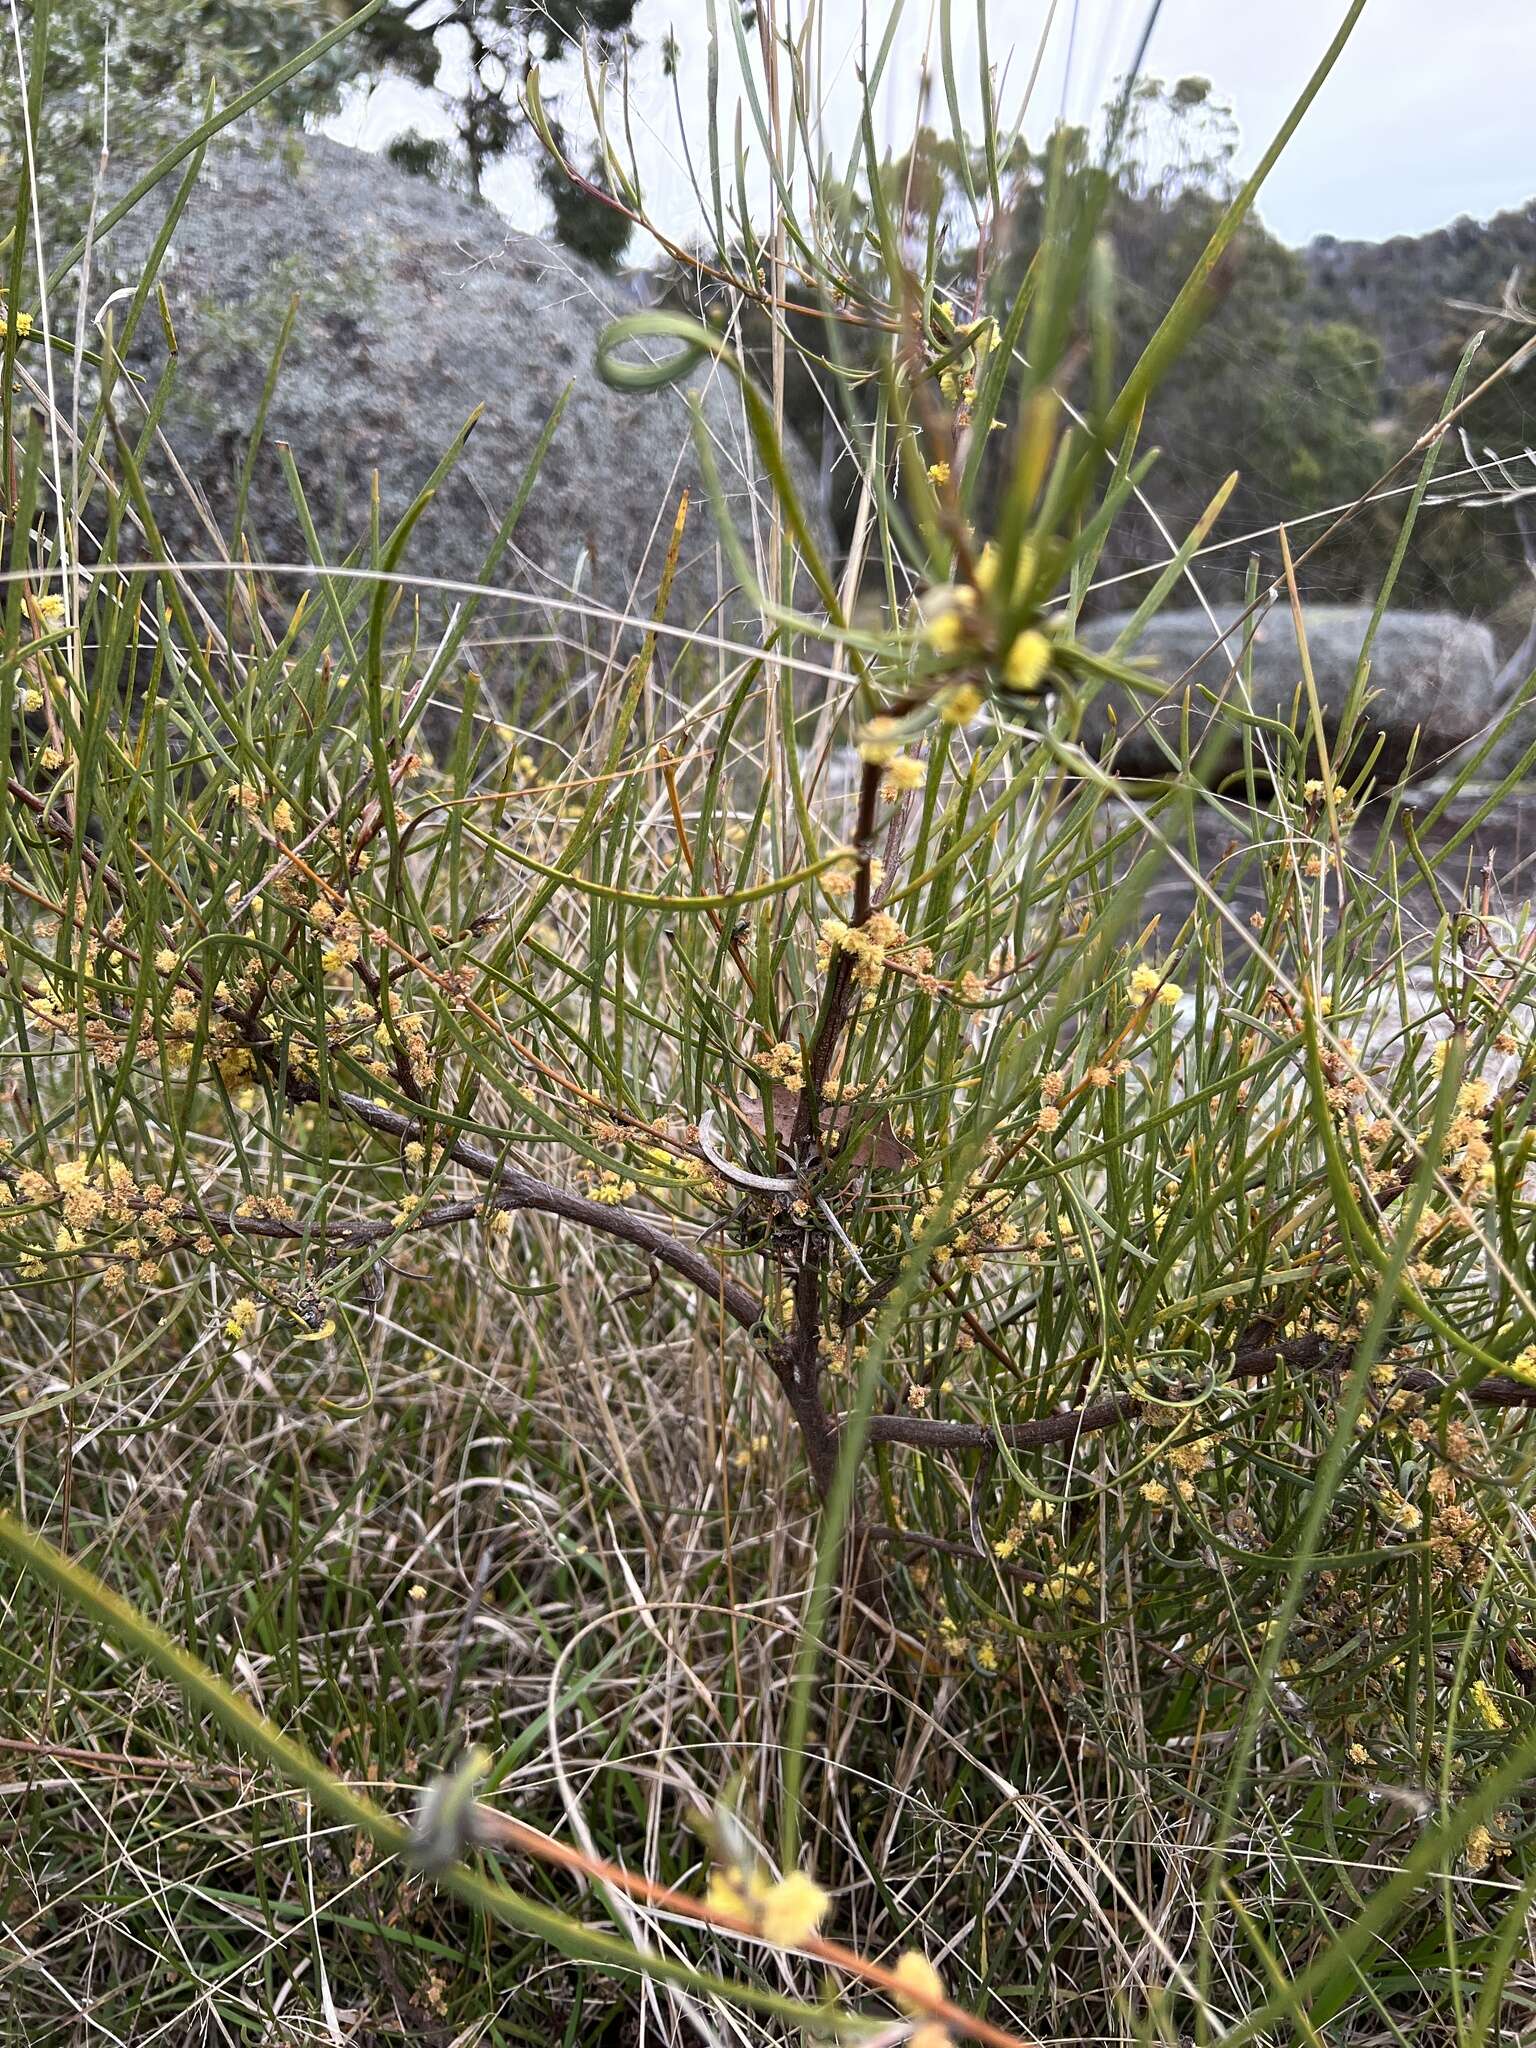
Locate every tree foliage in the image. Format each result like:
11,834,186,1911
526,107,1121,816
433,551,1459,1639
357,0,638,264
0,0,341,238
0,0,638,267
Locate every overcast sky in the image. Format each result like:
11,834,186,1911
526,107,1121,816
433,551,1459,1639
1118,0,1535,242
328,0,1536,250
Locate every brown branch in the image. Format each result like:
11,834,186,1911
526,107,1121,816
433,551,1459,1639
720,756,895,1499
863,1395,1141,1454
852,1334,1536,1456
285,1077,764,1333
469,1805,1038,2048
6,778,132,918
863,1520,1046,1585
528,143,900,338
767,1248,842,1499
793,756,884,1155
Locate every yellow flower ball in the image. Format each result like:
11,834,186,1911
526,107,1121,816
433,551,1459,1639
1001,628,1051,694
755,1870,829,1947
892,1950,945,2015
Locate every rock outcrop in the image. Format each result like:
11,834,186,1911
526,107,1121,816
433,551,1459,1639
1078,604,1500,781
105,133,831,645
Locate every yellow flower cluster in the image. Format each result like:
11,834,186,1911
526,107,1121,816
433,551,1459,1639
704,1864,829,1946
752,1039,802,1089
730,1430,771,1471
824,854,884,900
223,1296,259,1343
817,909,917,989
892,1948,945,2015
1165,1433,1214,1479
1465,1820,1512,1873
989,1498,1051,1560
1312,1037,1371,1129
212,1027,257,1089
377,1011,436,1091
1127,962,1184,1009
972,540,1033,603
857,714,902,766
1436,1078,1497,1200
1378,1487,1422,1534
11,1159,198,1287
920,583,1052,692
934,1607,970,1659
1137,1422,1223,1507
936,681,983,725
312,902,363,975
882,753,926,797
1037,1558,1098,1607
1001,628,1051,694
587,1170,637,1207
1469,1677,1507,1732
919,587,977,658
54,1158,113,1234
914,1165,1020,1274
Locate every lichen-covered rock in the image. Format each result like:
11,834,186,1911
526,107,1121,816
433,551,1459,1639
105,132,831,642
1078,604,1499,782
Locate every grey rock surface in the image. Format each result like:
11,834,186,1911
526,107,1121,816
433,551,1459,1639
105,132,831,645
1078,604,1499,782
1466,624,1536,784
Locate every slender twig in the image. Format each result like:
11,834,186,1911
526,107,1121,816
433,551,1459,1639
286,1076,765,1333
854,1334,1536,1457
469,1803,1039,2048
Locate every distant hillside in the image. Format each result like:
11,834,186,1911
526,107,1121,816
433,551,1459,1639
1294,202,1536,641
1083,188,1536,624
1304,200,1536,402
700,102,1536,630
999,150,1536,622
1056,184,1536,624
